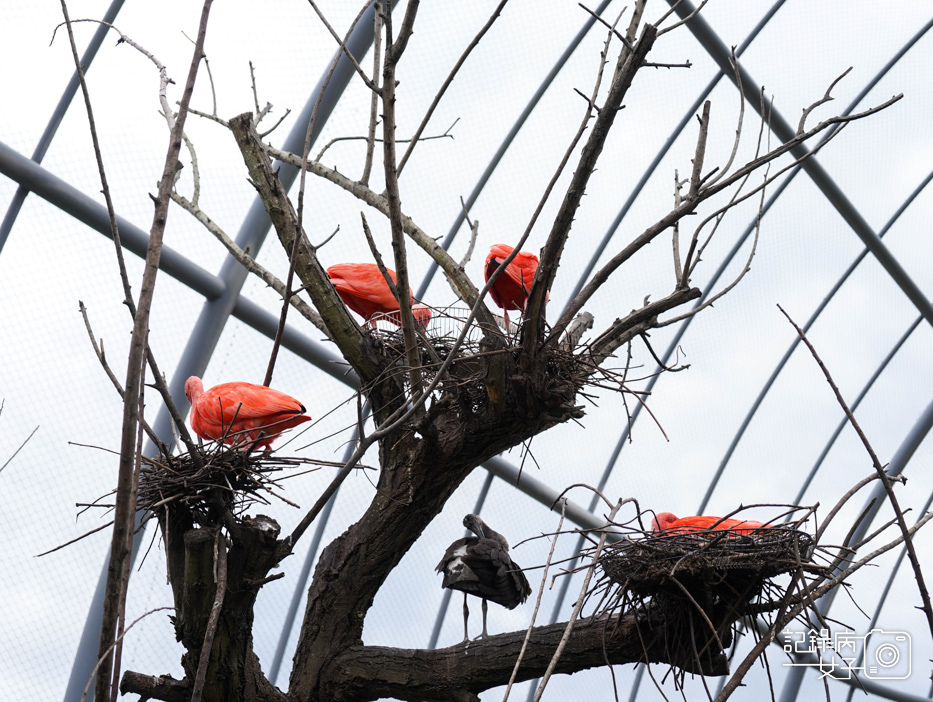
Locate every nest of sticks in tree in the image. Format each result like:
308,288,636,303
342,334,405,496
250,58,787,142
591,524,814,677
138,442,312,527
369,306,589,420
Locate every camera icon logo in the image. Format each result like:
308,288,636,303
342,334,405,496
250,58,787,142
864,629,911,680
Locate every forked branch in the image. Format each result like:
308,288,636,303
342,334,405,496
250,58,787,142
229,112,383,383
524,23,659,353
552,91,901,343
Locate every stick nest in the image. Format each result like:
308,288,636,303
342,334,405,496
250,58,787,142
369,306,588,421
589,524,815,678
600,526,814,597
138,443,311,526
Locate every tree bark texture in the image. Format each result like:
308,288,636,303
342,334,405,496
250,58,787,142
173,519,288,702
326,610,731,702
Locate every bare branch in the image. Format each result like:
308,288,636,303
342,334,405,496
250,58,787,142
702,48,745,191
525,23,658,354
654,0,709,37
230,114,381,381
78,301,163,448
797,66,852,136
80,608,175,702
360,211,401,303
0,424,39,475
779,305,933,639
190,530,227,702
553,92,902,342
671,169,686,284
458,196,479,268
170,191,328,335
503,501,566,701
660,107,771,327
381,0,424,402
361,0,383,186
532,499,624,701
264,144,493,321
688,101,711,204
249,60,261,117
578,3,629,47
186,106,229,128
560,312,594,352
316,124,457,163
58,4,213,697
257,107,291,138
306,0,379,92
586,286,701,366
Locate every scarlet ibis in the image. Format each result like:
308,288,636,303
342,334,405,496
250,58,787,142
327,262,431,328
484,244,542,328
184,377,312,451
436,513,531,642
651,511,764,534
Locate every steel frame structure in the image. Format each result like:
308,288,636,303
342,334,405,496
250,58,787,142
0,1,930,700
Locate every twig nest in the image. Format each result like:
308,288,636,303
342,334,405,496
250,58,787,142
138,442,307,526
600,526,814,597
591,525,815,679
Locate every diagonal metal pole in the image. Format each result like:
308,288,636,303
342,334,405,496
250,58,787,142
62,7,380,699
0,0,126,254
778,395,933,702
667,0,933,329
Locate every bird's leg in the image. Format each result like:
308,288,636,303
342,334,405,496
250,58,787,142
461,592,470,643
478,598,489,639
503,309,510,331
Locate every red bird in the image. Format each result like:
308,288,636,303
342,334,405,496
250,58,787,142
184,377,312,451
327,263,431,328
651,512,764,534
484,244,542,328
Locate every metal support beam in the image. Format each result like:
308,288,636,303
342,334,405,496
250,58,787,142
62,6,380,698
0,0,126,254
667,0,933,330
0,140,224,300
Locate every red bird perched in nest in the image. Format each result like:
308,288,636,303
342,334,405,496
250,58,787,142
484,244,544,328
327,262,431,329
184,377,312,451
651,512,765,535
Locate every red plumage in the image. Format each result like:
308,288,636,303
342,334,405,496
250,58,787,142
651,511,764,534
327,263,431,328
184,376,311,451
484,244,541,328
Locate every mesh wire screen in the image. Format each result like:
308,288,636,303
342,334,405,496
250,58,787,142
2,1,933,701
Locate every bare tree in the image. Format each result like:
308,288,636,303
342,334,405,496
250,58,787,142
59,2,921,701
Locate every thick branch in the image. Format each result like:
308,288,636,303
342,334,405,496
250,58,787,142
120,672,188,702
329,613,727,702
88,3,213,698
229,112,383,383
523,23,657,353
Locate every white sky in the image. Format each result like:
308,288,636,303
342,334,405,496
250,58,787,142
1,1,932,700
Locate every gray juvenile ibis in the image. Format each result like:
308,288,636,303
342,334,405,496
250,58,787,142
436,513,532,642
